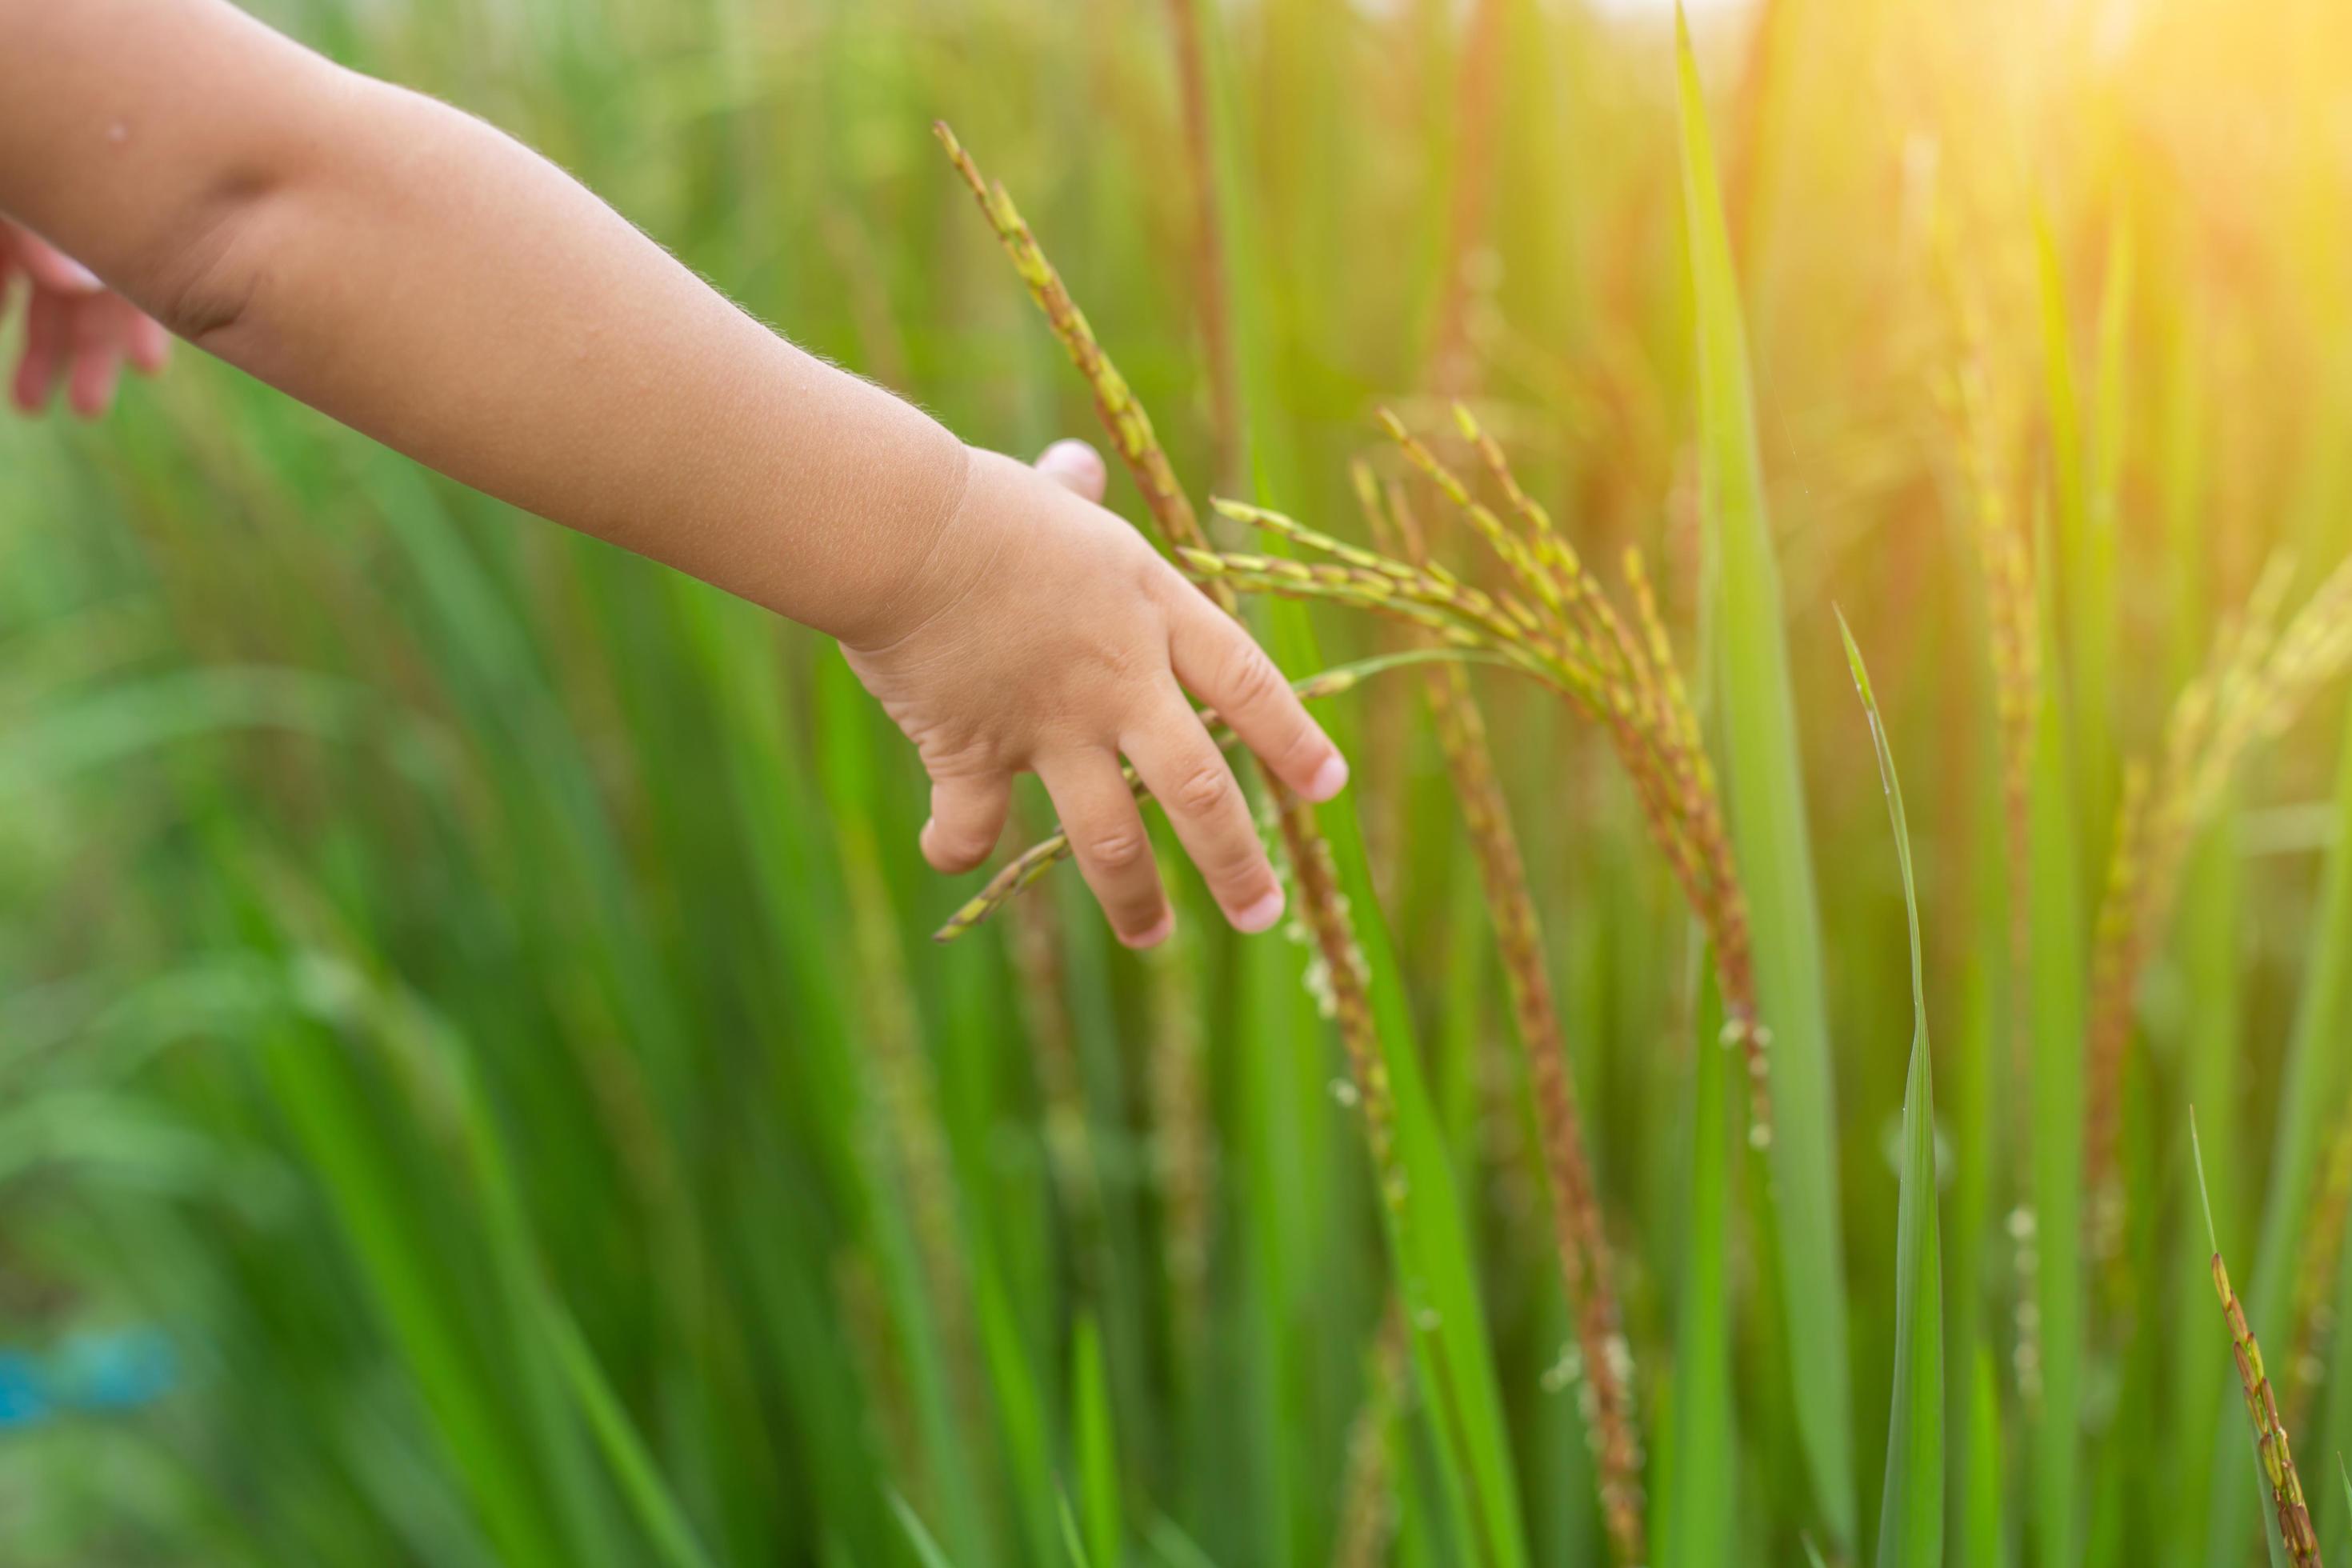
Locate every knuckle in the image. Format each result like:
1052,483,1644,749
1218,641,1284,710
1084,826,1151,872
1212,853,1271,895
1136,549,1183,602
1271,718,1325,769
1169,758,1237,818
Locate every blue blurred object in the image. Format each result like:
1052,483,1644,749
0,1330,175,1430
0,1350,53,1428
54,1328,177,1411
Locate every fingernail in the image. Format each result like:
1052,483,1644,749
1305,753,1350,803
1120,910,1174,950
1231,889,1286,934
57,257,100,292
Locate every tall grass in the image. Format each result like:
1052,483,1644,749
10,1,2352,1564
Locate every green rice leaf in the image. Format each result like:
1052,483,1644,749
2338,1455,2351,1557
1659,961,1738,1568
1960,1349,2004,1568
544,1306,722,1568
1842,614,1945,1568
2025,516,2088,1568
1186,22,1532,1561
1070,1315,1122,1568
1060,1494,1095,1568
892,1494,964,1568
1674,9,1856,1546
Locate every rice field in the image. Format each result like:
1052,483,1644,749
8,0,2352,1563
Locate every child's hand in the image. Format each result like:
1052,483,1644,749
845,439,1349,949
1,220,170,418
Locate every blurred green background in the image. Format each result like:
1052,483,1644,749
10,0,2352,1562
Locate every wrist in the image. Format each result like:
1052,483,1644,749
799,373,972,646
840,438,1015,657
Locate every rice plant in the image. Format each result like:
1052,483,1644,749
15,1,2352,1565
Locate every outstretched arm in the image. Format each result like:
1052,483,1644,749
0,0,959,644
0,0,1349,946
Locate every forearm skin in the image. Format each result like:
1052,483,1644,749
0,0,968,644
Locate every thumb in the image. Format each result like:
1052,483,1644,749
1034,438,1107,503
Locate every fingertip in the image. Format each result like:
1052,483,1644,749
1034,438,1107,503
68,355,120,420
923,773,1010,874
129,318,171,376
1230,888,1286,935
11,363,47,416
918,817,983,876
1303,751,1350,804
1118,906,1175,950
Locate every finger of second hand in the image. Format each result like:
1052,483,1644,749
62,296,130,418
12,290,69,414
127,312,173,377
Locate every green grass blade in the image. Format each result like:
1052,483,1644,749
971,1248,1058,1564
543,1306,722,1568
1189,22,1531,1560
2026,552,2089,1568
260,1022,571,1568
1659,961,1738,1568
1674,10,1855,1546
1959,1349,2003,1568
1841,616,1945,1568
893,1494,964,1568
2320,1224,2352,1565
1070,1315,1122,1568
1060,1494,1095,1568
1146,1515,1222,1568
2034,210,2107,858
2081,225,2130,838
2338,1456,2351,1558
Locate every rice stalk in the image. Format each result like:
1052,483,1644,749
1937,230,2046,1411
1330,1303,1410,1568
937,129,1531,1563
1195,408,1770,1142
1005,866,1091,1235
2197,1115,2326,1567
1143,934,1212,1349
826,713,994,1541
935,124,1195,546
936,117,1402,1188
1942,282,2038,1026
2286,1110,2352,1436
2084,557,2352,1234
1423,0,1508,403
1361,467,1646,1565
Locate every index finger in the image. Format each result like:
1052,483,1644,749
1167,593,1349,805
